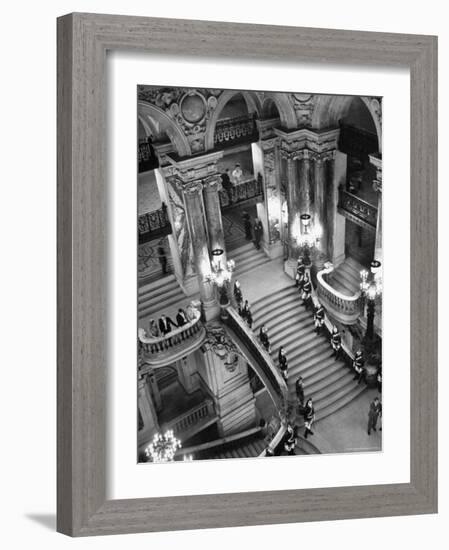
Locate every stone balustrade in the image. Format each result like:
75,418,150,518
219,175,263,209
138,307,206,369
162,399,215,437
316,263,363,325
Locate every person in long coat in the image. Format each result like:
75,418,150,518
301,274,312,310
245,305,254,329
233,280,243,309
295,376,305,408
240,299,250,320
221,168,233,204
303,398,316,439
253,218,263,250
242,210,252,241
367,397,382,435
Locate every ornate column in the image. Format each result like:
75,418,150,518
298,149,312,215
203,174,227,263
183,181,220,320
282,150,302,275
369,154,383,262
137,374,160,451
327,149,347,267
313,153,328,258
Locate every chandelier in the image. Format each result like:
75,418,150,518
360,260,382,299
204,248,235,288
144,430,182,463
297,213,322,248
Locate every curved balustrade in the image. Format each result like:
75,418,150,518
138,308,206,369
316,263,363,325
222,306,288,456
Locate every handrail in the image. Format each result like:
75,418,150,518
138,307,201,352
317,262,361,303
161,398,215,436
338,187,378,229
219,176,263,208
138,202,172,243
223,306,288,412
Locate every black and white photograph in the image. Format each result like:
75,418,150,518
137,86,383,462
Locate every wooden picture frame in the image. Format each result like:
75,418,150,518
57,12,438,536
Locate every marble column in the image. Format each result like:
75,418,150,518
284,152,301,277
327,150,346,267
203,175,227,264
313,153,328,258
183,181,219,320
137,374,160,451
298,150,312,215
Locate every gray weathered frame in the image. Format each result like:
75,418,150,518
57,12,438,537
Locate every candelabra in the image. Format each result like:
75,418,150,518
296,213,322,267
144,430,181,463
360,260,382,342
204,248,235,305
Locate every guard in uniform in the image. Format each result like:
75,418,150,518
352,349,365,384
283,424,297,455
301,274,312,310
303,398,316,439
331,326,342,360
259,324,271,352
246,305,253,330
278,346,288,381
313,303,325,333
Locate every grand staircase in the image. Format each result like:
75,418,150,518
251,284,365,423
327,257,364,296
138,274,186,320
228,242,271,280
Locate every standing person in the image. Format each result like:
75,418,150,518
231,163,243,184
295,376,305,408
331,326,342,360
221,168,233,204
242,210,252,241
157,243,168,275
233,280,243,309
367,397,382,435
176,308,188,340
283,424,297,456
278,346,288,381
301,273,312,310
313,303,325,334
148,319,161,352
352,349,366,384
240,299,250,320
245,305,254,329
253,217,263,250
303,398,316,439
259,324,270,352
158,314,177,335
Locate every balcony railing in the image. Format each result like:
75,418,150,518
338,187,378,230
161,399,216,438
138,141,159,173
138,202,172,244
219,176,263,209
214,114,258,146
316,263,363,325
138,307,206,369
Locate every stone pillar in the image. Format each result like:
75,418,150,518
203,175,227,264
153,169,185,287
183,181,220,320
327,150,347,267
283,152,301,277
313,153,329,260
369,154,383,262
199,349,257,437
298,150,312,215
137,374,160,450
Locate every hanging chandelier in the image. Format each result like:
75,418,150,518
144,430,182,463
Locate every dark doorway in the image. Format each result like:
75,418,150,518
344,219,375,268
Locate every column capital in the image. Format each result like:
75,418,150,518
203,174,222,192
183,180,204,196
